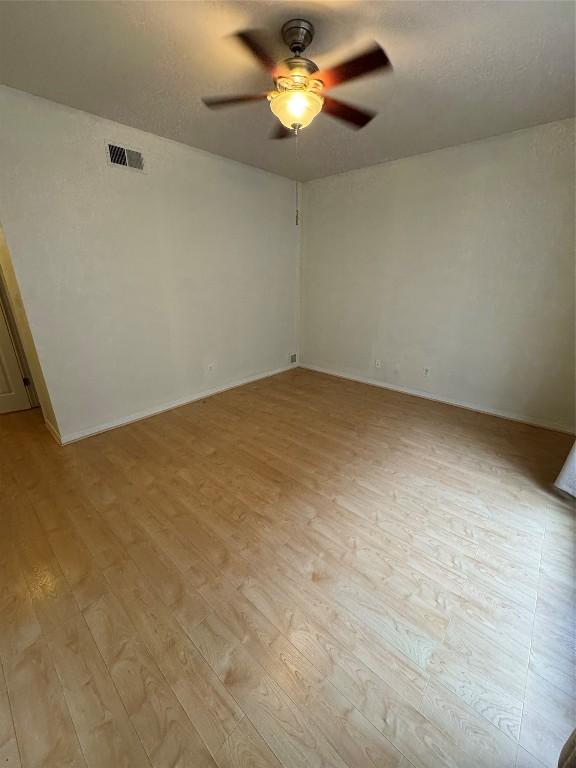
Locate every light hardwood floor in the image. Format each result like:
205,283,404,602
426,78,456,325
0,368,574,768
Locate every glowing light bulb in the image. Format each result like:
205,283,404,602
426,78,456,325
287,92,308,119
269,89,324,130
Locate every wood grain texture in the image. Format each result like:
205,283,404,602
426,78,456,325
519,669,576,768
515,746,548,768
83,592,218,768
0,368,574,768
4,638,86,768
0,659,20,767
47,614,151,768
214,717,283,768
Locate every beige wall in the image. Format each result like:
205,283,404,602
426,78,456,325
301,120,575,432
0,87,300,442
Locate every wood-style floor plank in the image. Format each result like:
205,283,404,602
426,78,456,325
83,592,218,768
190,612,352,768
519,669,576,768
420,678,517,767
213,717,283,768
4,637,87,768
0,368,574,768
0,659,20,767
47,614,151,768
194,571,407,768
0,528,42,662
102,557,242,756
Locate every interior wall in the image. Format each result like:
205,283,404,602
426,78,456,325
301,120,575,432
0,86,300,442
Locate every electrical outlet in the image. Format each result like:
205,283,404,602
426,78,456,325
375,359,382,369
424,367,431,377
207,362,215,374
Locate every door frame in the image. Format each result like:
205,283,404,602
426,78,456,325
0,273,37,407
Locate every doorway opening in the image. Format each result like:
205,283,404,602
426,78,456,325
0,274,38,414
0,224,60,439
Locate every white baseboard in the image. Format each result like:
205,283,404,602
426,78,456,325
301,363,575,435
59,364,297,445
44,418,62,445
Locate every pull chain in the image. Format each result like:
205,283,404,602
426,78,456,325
295,181,299,226
295,128,300,226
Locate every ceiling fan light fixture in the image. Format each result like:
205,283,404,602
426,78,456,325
269,88,323,130
203,19,392,137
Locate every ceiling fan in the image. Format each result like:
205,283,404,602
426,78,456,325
202,19,392,138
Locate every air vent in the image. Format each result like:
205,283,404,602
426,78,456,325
107,143,144,171
126,148,144,170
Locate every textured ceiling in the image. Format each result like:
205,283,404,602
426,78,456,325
0,1,574,181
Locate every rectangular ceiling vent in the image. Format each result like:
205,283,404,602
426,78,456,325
107,143,144,172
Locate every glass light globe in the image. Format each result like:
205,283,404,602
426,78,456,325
270,90,324,130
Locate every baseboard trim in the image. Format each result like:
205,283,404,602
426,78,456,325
300,363,575,435
59,364,297,445
44,419,62,445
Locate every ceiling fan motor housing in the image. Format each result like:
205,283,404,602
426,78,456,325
281,19,315,55
277,55,319,79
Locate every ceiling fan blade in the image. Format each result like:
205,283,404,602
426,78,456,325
233,29,276,72
270,124,293,140
202,94,267,109
317,44,391,90
323,96,376,128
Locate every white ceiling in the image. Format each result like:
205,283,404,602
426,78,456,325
1,1,574,181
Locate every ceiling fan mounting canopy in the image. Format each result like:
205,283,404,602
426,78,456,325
281,18,315,56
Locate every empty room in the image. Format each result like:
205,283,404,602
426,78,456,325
0,2,574,767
